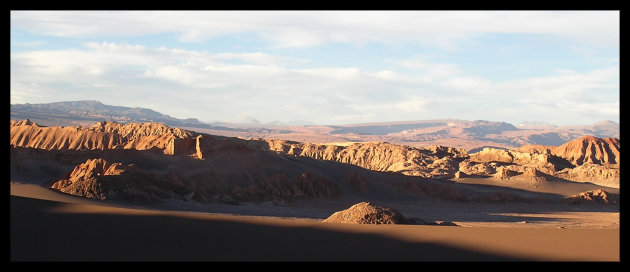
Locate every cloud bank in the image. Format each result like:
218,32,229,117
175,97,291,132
10,11,619,125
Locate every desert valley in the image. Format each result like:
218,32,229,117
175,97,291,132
10,10,622,262
10,101,620,261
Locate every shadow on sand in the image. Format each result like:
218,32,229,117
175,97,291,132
10,195,527,262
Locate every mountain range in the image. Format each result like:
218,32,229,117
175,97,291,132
10,100,619,151
10,119,620,206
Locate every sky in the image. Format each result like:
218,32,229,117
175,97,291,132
10,10,619,126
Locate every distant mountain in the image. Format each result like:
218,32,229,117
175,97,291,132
329,119,518,137
589,120,620,138
10,100,228,130
10,100,619,151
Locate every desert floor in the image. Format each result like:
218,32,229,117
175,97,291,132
10,181,619,262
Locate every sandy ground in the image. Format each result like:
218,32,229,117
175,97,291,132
10,183,620,261
453,177,620,196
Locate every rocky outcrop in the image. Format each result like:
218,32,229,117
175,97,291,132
195,135,205,159
493,166,520,179
12,120,621,203
255,139,467,178
513,144,555,154
469,147,564,172
457,160,496,176
323,202,407,224
426,145,469,159
11,120,123,151
50,158,185,202
521,166,548,182
10,120,200,157
89,121,195,140
551,136,619,166
469,148,513,164
54,158,136,182
462,138,621,186
10,119,37,127
555,163,620,188
564,189,618,205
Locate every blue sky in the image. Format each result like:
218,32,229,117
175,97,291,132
10,10,619,125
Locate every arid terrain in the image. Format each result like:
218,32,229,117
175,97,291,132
10,100,620,151
9,115,619,261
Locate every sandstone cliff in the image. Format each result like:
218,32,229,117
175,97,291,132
555,163,620,188
459,136,619,187
10,120,202,158
514,136,620,166
15,120,618,185
252,139,468,178
551,136,619,165
11,120,123,151
12,121,621,204
468,147,565,172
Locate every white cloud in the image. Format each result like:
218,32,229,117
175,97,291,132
392,56,462,81
11,10,619,49
443,77,492,90
298,67,362,80
212,52,298,65
11,42,414,123
480,66,620,124
502,66,619,102
10,39,619,125
397,96,432,112
374,70,407,82
84,41,146,53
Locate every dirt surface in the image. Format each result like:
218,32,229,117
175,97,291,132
10,183,619,261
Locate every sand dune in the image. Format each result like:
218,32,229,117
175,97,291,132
10,183,619,261
10,196,619,261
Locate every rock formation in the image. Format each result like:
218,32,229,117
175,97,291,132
89,121,195,140
555,163,620,188
549,136,620,187
50,158,186,202
551,136,619,165
564,189,618,205
323,202,407,224
514,136,619,166
10,119,37,127
10,120,621,203
457,160,496,176
458,136,619,187
10,120,200,156
469,147,564,172
493,166,521,179
11,120,123,151
254,139,467,178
